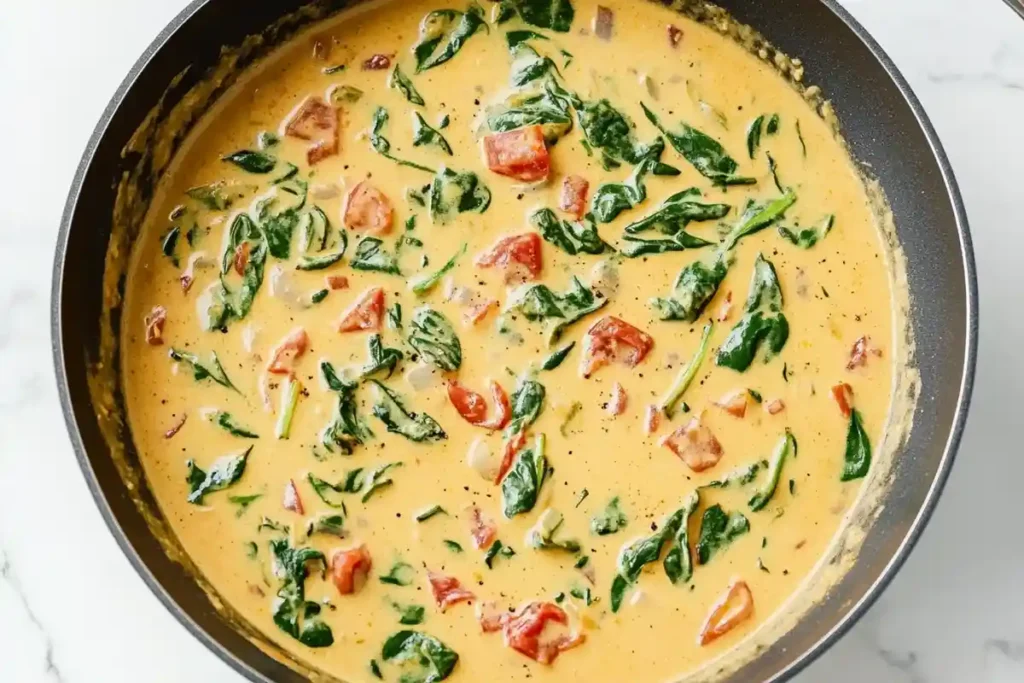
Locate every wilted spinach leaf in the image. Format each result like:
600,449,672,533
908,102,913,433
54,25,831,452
381,630,459,682
657,322,714,417
841,409,871,481
778,214,834,249
510,275,608,343
414,4,488,72
578,99,672,169
351,237,402,275
494,0,574,32
619,230,714,258
663,491,700,584
749,430,796,511
390,65,425,105
723,190,798,250
186,447,251,504
746,115,765,159
411,112,453,155
695,504,749,564
716,254,789,372
368,107,435,173
270,538,333,647
319,361,374,454
502,435,550,517
427,166,491,224
361,462,404,503
169,349,238,392
590,497,627,535
530,208,609,255
623,188,730,236
369,380,447,442
390,601,426,626
651,255,728,321
359,334,404,379
208,411,259,438
408,307,462,371
486,82,575,142
590,157,662,223
506,378,546,438
642,103,755,186
222,149,277,174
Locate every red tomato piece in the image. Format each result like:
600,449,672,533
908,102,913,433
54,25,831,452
847,336,870,370
500,602,585,664
164,414,187,439
580,316,654,378
330,545,373,595
559,175,589,219
267,328,310,375
765,399,786,415
283,95,339,165
714,390,748,418
477,602,509,633
662,417,724,472
643,404,660,435
344,181,394,235
325,274,350,290
282,479,304,514
698,579,754,646
447,380,511,430
495,429,528,484
716,291,733,322
233,242,250,276
475,233,543,283
463,299,499,326
467,505,497,550
606,382,627,416
361,53,392,70
427,570,476,612
145,305,167,346
337,288,385,333
483,125,550,182
831,382,854,418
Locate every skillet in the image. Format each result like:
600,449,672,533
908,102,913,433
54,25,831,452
50,0,977,680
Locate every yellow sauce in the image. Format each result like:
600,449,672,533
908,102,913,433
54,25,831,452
121,0,895,680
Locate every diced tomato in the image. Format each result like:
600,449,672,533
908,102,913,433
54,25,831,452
580,316,654,378
477,602,509,633
765,399,786,415
283,479,304,514
606,382,627,416
362,53,392,70
337,287,385,332
447,380,511,430
662,417,724,472
847,336,869,370
698,579,754,646
483,126,550,182
667,24,683,47
475,233,543,283
495,429,528,484
164,414,187,439
427,570,476,612
267,328,310,375
559,175,589,219
499,602,585,664
463,299,499,326
715,390,748,418
283,95,339,165
831,382,854,418
233,242,250,276
330,545,373,595
343,181,394,235
145,305,167,345
467,505,497,550
643,404,660,435
325,274,349,290
716,291,733,322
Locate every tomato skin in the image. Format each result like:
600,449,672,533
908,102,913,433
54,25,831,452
330,545,373,595
475,233,543,282
643,404,660,435
267,328,310,375
662,417,724,472
559,175,589,219
479,601,586,664
495,429,527,484
282,479,304,514
831,382,854,418
483,125,551,182
343,181,394,235
427,570,476,612
233,242,250,276
463,299,499,325
283,95,339,165
714,390,748,418
145,305,167,346
698,579,754,646
447,380,511,430
337,288,385,333
325,274,349,290
467,505,497,550
579,316,654,378
606,382,628,416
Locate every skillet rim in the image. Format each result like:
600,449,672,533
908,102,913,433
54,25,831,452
49,0,978,681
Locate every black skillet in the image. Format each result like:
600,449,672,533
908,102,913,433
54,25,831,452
51,0,977,680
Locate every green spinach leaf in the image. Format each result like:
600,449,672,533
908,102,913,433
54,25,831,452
527,508,580,552
695,505,749,564
390,601,426,626
369,380,447,442
410,243,465,295
390,65,425,105
541,341,575,370
414,4,488,72
651,255,728,321
208,410,259,438
530,208,609,255
380,561,416,586
381,630,459,682
506,378,546,438
658,322,713,417
662,491,700,585
307,513,346,538
484,539,517,568
642,103,755,185
722,190,797,250
746,115,765,158
841,409,871,481
369,107,435,173
510,275,608,343
591,157,662,223
749,430,796,510
590,497,627,535
319,361,374,454
351,237,402,275
778,214,834,249
427,166,491,224
270,538,333,647
494,0,574,32
623,188,730,236
715,254,789,372
619,230,714,258
411,112,453,155
359,334,404,379
501,434,549,517
578,99,672,169
169,349,238,392
222,150,276,174
408,307,462,371
415,505,448,522
486,82,575,142
228,492,262,517
186,447,251,504
362,462,404,503
308,470,363,508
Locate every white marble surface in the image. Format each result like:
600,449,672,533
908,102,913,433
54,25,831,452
0,0,1020,680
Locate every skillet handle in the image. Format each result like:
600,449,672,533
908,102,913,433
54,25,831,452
1003,0,1024,20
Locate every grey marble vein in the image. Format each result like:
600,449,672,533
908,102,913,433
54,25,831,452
877,648,927,683
0,550,66,683
986,638,1024,662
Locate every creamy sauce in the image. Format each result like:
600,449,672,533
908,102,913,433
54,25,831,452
121,0,895,680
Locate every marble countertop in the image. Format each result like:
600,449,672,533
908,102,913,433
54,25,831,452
0,0,1019,680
